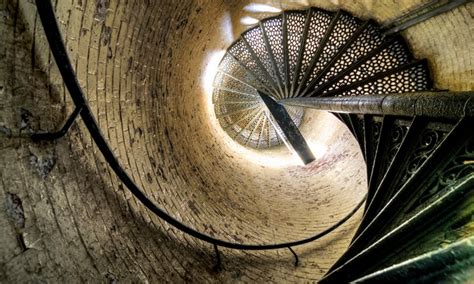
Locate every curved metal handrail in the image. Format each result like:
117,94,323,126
34,0,366,259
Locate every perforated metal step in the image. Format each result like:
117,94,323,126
213,8,431,149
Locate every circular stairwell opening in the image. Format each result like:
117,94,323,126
211,8,431,166
185,7,380,254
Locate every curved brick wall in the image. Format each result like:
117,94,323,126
0,0,472,282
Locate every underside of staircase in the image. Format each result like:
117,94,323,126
213,7,474,283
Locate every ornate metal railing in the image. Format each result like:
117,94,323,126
382,0,471,35
283,93,473,282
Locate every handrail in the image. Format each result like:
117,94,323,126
382,0,471,35
34,0,366,257
281,92,474,120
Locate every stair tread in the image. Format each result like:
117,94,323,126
228,39,278,96
246,114,268,148
217,54,272,95
297,11,363,96
306,22,386,96
294,10,342,97
213,9,431,151
330,117,473,277
284,10,310,97
242,25,284,98
324,59,431,97
261,15,287,96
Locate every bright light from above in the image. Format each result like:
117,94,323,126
199,10,330,169
285,141,328,166
243,3,282,13
200,50,329,169
240,16,259,26
202,50,226,96
308,141,328,159
220,12,234,45
201,50,301,169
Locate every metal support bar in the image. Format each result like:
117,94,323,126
282,12,291,97
288,247,299,267
383,0,470,35
31,105,83,141
213,244,222,271
258,91,315,165
382,0,438,29
282,91,474,120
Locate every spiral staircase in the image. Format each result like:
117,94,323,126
213,7,473,283
213,8,432,158
1,0,473,282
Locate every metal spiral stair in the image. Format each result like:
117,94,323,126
214,7,473,283
32,1,473,281
213,8,431,150
304,94,473,282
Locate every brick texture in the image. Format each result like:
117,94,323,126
0,0,471,282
